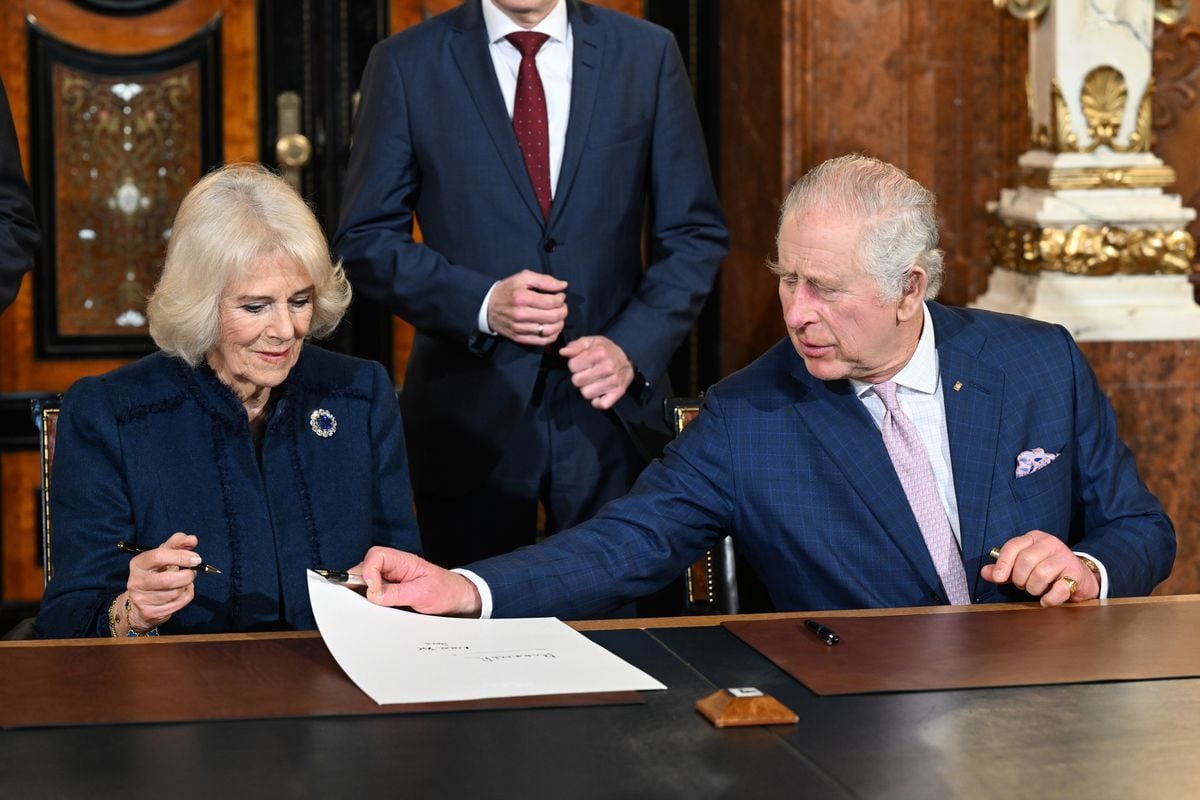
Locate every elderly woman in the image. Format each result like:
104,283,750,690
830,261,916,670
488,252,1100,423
36,164,419,638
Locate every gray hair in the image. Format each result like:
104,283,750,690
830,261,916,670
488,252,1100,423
147,163,351,365
777,154,944,300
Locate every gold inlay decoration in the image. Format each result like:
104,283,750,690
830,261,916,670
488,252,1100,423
1049,68,1153,153
1081,66,1128,148
55,62,200,336
989,222,1195,275
1051,79,1081,151
1020,165,1176,190
1027,74,1053,149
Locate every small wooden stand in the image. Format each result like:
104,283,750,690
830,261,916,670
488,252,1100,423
695,687,798,728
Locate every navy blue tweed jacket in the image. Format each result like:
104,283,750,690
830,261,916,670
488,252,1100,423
36,345,419,637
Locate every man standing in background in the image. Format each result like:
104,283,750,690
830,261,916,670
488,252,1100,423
335,0,727,568
0,72,39,314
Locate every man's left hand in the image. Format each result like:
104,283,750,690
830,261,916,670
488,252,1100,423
981,530,1100,607
560,336,634,410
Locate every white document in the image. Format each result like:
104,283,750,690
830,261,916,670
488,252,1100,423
306,570,666,704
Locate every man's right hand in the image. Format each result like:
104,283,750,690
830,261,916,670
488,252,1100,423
486,270,568,345
354,546,483,617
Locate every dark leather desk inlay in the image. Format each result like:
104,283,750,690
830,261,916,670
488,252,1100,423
0,634,641,729
725,601,1200,695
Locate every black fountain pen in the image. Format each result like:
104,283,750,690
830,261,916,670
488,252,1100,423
802,618,840,646
116,540,222,575
314,568,368,587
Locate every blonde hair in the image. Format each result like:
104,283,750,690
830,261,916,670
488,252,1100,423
147,163,351,365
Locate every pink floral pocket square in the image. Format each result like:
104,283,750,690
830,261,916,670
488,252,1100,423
1015,447,1058,478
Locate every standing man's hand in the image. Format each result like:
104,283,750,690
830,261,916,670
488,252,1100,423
981,530,1100,607
487,270,568,345
560,335,634,410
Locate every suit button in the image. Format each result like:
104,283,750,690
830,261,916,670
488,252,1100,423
543,238,557,252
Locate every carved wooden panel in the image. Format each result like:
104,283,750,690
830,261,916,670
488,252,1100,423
1153,8,1200,270
30,19,221,354
0,0,257,390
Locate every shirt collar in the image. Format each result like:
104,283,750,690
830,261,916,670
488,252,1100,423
483,0,569,44
851,302,939,399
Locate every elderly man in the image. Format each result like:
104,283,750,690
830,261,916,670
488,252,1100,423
354,154,1175,618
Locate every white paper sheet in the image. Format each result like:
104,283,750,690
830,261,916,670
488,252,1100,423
306,570,666,704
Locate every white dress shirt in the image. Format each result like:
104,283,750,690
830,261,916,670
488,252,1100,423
476,0,572,335
481,0,572,196
851,303,963,545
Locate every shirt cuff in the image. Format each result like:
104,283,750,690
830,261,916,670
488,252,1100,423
477,282,499,336
1074,551,1109,599
451,568,494,618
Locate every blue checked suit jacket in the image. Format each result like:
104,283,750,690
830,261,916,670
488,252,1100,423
469,302,1176,617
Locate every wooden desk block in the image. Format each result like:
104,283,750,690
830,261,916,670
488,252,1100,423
695,687,798,727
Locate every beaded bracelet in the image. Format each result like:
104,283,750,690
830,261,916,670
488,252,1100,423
107,594,159,638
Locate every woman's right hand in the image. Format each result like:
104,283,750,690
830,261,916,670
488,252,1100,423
121,532,203,634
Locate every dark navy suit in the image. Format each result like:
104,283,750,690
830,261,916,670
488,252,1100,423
0,71,39,314
466,303,1175,618
36,346,420,637
334,1,728,566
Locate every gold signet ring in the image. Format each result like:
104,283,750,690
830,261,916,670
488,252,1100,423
1061,575,1079,595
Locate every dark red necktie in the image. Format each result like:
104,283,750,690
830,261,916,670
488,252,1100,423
506,31,552,220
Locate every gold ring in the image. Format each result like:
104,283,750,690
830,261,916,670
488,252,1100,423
1061,575,1078,595
988,546,1001,560
537,323,545,337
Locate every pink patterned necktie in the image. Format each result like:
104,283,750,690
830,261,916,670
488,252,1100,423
506,31,552,220
875,381,971,605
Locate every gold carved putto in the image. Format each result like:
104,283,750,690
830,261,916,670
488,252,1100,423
990,222,1195,275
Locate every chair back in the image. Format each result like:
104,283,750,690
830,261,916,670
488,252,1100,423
663,396,740,615
30,396,61,586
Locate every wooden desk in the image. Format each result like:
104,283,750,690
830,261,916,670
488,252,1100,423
4,596,1200,799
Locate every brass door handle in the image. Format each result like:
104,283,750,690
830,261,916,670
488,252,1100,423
276,132,312,169
275,91,309,191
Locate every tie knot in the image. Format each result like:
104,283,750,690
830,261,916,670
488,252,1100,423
875,381,900,412
506,31,549,58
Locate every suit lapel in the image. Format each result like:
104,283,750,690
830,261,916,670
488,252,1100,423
789,365,946,599
930,303,1005,598
448,2,545,225
550,0,601,227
